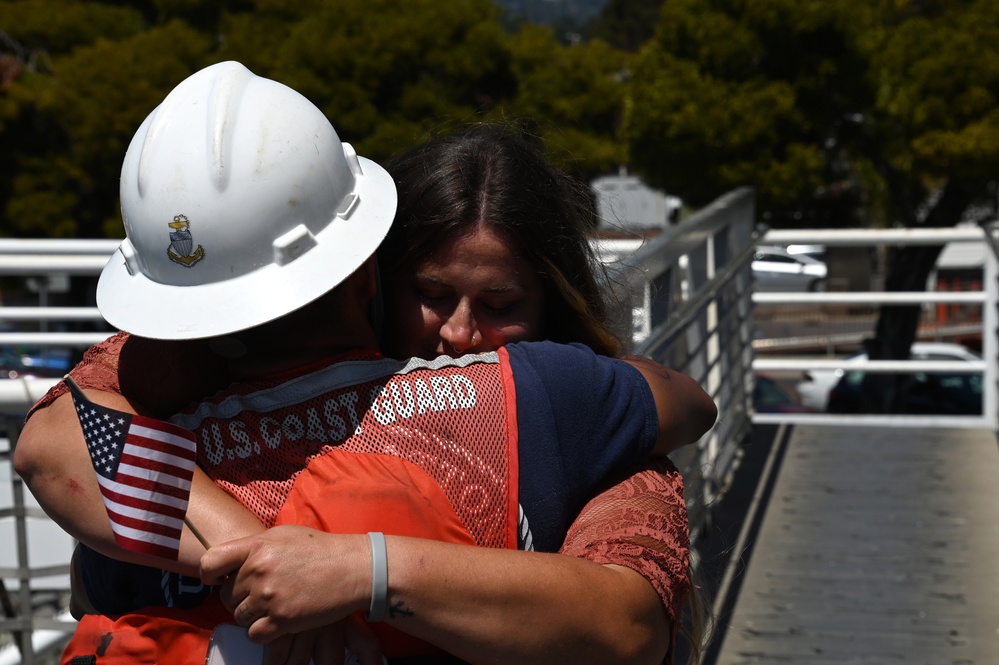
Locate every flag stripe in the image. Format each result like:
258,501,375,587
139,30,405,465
103,468,192,502
116,462,194,493
102,492,189,523
111,532,183,560
109,519,182,546
122,437,197,473
108,473,192,503
96,475,192,513
104,501,185,537
131,414,198,445
118,458,195,491
99,487,189,522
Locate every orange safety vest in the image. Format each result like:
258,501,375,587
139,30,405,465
63,351,519,664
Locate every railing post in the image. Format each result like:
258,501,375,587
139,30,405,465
982,224,999,431
5,416,34,664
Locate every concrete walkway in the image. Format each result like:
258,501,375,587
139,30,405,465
713,424,999,665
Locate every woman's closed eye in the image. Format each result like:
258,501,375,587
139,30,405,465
481,300,518,316
417,288,452,307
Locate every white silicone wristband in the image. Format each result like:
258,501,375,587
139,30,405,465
366,532,388,622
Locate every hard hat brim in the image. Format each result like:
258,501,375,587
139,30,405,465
96,155,397,341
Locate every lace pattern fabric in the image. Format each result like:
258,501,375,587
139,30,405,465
26,332,129,419
560,457,691,660
27,332,228,420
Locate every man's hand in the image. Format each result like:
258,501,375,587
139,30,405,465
201,527,371,643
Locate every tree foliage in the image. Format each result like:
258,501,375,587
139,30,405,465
590,0,662,52
0,0,625,238
505,24,629,175
626,0,999,230
3,0,998,250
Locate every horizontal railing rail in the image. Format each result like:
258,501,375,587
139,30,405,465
754,358,986,373
749,225,999,430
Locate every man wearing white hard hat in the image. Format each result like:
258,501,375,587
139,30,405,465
15,61,714,664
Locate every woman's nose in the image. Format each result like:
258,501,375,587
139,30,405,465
441,303,480,353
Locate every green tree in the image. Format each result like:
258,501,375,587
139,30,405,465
218,0,626,179
0,1,145,56
505,23,629,178
0,0,226,237
625,0,999,411
2,18,214,237
1,0,628,239
221,0,516,162
625,0,871,222
590,0,662,52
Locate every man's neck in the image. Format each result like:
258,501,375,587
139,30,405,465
213,282,382,381
221,330,380,381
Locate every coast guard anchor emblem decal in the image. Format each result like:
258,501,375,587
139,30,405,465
166,214,205,267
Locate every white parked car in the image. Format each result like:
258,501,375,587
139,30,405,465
795,341,983,411
752,246,827,292
778,243,827,260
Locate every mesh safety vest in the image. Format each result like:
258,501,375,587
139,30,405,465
62,344,656,664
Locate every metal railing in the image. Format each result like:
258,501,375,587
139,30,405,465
0,189,761,662
6,191,994,662
0,242,118,664
751,225,999,430
603,187,758,538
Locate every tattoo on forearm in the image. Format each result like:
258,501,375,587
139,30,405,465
388,600,414,619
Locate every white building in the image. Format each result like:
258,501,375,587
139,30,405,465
591,170,681,232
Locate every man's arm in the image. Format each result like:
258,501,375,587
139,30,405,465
202,528,671,665
201,443,696,665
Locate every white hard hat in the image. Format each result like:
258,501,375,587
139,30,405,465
97,61,397,340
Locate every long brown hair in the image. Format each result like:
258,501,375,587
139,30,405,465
378,124,622,356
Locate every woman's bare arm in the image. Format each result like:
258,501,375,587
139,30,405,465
13,389,265,576
623,355,718,455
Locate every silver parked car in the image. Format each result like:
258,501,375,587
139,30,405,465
752,246,827,292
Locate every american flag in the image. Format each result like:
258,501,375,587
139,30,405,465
67,380,197,560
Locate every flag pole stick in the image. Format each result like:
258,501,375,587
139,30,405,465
185,517,212,550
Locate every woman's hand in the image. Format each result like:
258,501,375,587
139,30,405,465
201,527,371,643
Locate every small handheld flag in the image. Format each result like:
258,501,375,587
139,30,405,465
65,377,199,560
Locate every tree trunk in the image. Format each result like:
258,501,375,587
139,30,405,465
861,181,972,412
